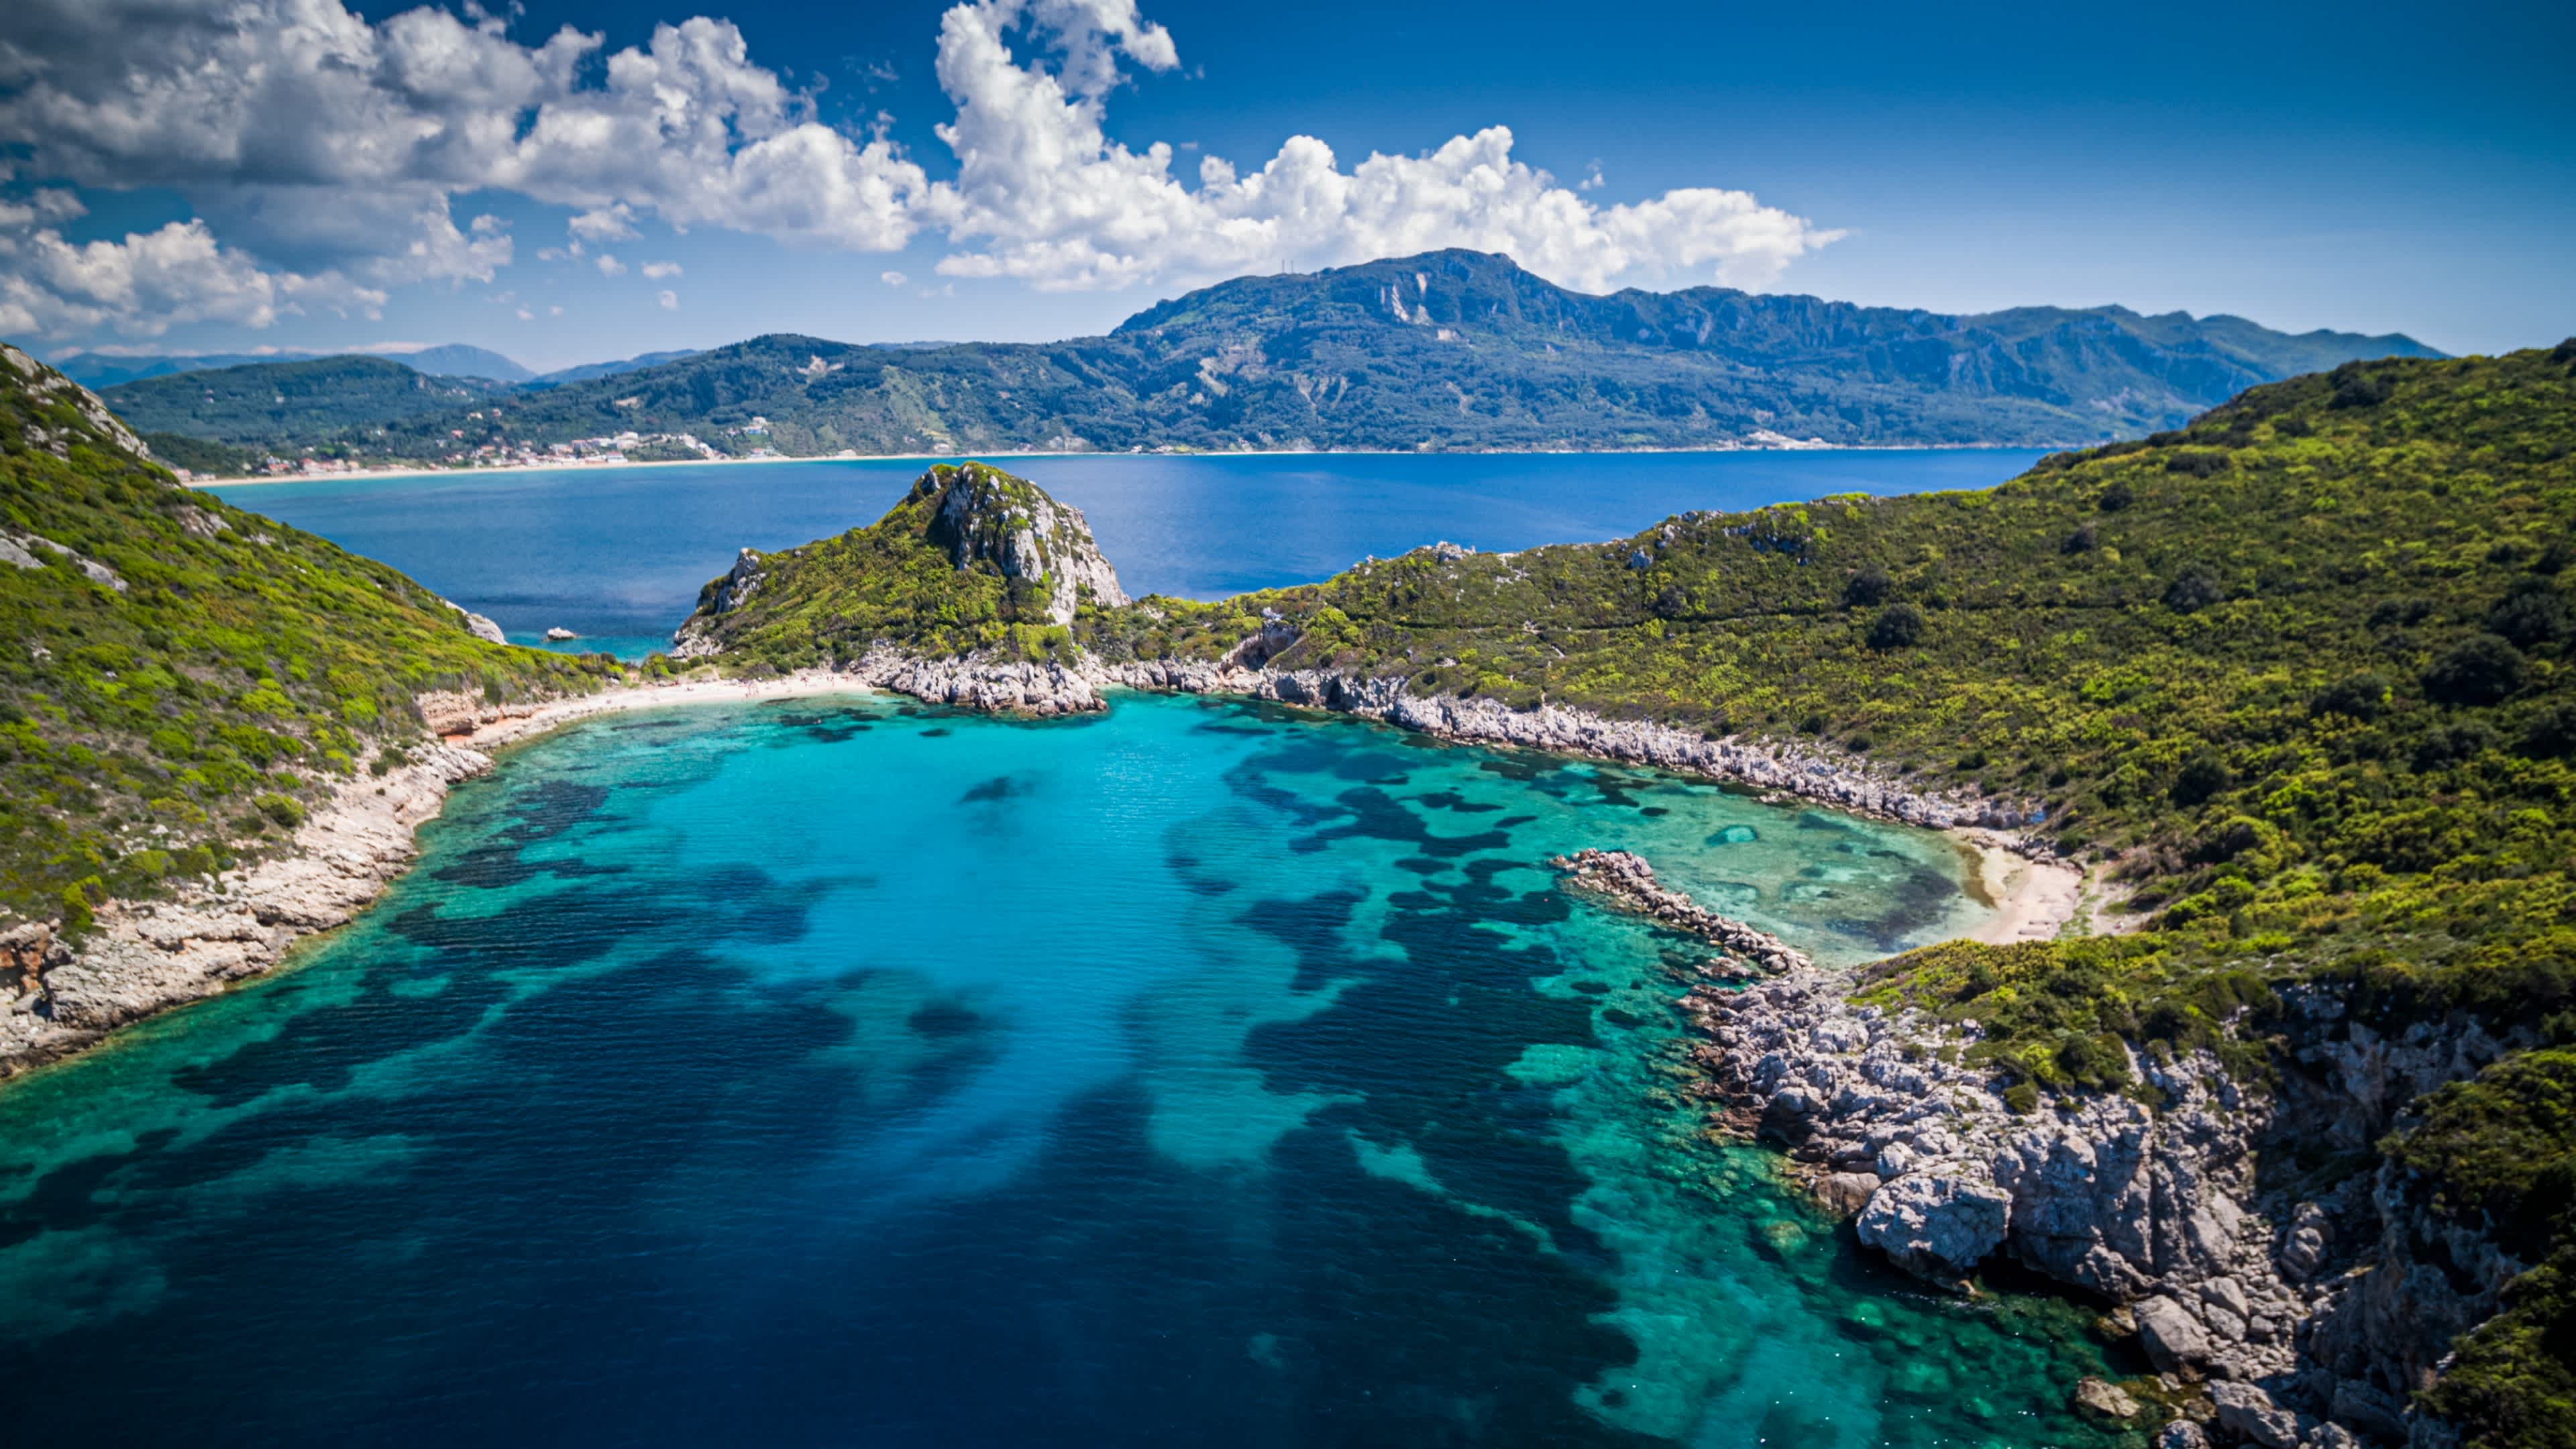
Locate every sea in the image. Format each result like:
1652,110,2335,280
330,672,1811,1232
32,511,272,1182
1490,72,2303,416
0,449,2133,1446
207,449,2047,659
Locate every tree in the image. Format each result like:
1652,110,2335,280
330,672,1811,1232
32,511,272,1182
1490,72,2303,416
2423,635,2532,706
2164,566,2226,614
1867,602,1927,649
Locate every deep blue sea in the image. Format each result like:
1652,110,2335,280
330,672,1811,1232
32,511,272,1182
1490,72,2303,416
209,450,2045,657
0,696,2119,1446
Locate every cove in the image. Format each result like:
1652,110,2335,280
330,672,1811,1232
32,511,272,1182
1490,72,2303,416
0,693,2118,1446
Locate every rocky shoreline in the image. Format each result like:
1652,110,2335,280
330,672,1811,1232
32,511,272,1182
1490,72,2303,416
1,743,492,1075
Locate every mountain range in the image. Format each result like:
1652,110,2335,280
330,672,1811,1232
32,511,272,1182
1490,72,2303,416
91,250,2440,462
52,344,700,391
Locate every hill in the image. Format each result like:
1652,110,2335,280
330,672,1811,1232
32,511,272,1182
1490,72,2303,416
692,345,2576,1448
671,460,1128,666
99,356,518,462
531,349,703,386
56,343,534,389
0,345,611,932
89,252,2443,462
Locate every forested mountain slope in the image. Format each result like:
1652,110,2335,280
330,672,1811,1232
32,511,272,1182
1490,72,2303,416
101,251,2440,462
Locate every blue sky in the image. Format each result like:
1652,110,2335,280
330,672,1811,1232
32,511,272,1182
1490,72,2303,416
5,0,2569,370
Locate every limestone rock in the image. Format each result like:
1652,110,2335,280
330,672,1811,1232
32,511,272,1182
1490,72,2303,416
2135,1295,2214,1374
2074,1377,2143,1421
2210,1381,2302,1449
1813,1171,1883,1218
1854,1171,2012,1281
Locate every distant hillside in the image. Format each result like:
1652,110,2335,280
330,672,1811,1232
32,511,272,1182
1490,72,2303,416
55,343,535,388
87,251,2444,458
100,357,518,461
531,349,702,386
382,344,533,383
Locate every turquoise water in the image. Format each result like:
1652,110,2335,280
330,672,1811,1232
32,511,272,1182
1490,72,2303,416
0,694,2118,1445
209,449,2046,657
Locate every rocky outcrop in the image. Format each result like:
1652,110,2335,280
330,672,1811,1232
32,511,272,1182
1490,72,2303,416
924,462,1128,626
851,646,1101,716
1549,849,1812,975
440,597,508,645
0,743,491,1075
1,342,152,463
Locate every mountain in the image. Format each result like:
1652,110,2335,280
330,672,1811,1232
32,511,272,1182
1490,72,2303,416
83,251,2445,460
700,345,2576,1448
531,349,703,386
0,346,610,934
380,344,534,382
53,343,535,389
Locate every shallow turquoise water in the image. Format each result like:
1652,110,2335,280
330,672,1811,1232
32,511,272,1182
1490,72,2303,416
0,694,2117,1445
209,449,2047,655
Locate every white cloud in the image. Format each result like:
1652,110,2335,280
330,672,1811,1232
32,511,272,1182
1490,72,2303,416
517,306,534,320
918,2,1837,292
0,0,1840,337
641,260,682,279
594,253,627,276
656,288,679,310
881,270,909,286
0,219,384,338
569,204,638,243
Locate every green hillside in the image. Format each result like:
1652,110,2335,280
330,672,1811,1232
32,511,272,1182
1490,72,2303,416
0,346,612,930
95,250,2439,460
99,356,516,463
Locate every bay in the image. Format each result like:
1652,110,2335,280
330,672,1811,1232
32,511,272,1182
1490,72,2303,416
0,696,2116,1446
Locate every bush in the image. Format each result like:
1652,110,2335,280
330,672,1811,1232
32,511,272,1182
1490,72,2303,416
2163,566,2226,613
2165,450,2231,478
2522,705,2576,759
2171,751,2231,805
2489,580,2570,649
2329,361,2396,410
254,792,306,828
2312,672,2390,721
2423,635,2532,706
1843,564,1892,608
1866,602,1927,649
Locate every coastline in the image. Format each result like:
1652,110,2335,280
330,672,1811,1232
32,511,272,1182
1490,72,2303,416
183,439,2051,490
0,657,2078,1079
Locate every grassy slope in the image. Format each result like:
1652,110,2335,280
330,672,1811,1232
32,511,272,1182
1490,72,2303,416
0,347,615,930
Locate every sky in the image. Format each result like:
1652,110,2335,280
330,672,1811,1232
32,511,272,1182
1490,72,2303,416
1,0,2568,371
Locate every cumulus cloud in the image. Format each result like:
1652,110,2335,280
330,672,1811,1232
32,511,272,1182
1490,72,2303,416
916,1,1837,292
641,260,683,279
0,219,384,337
594,254,627,276
880,270,909,287
0,0,1838,335
656,289,679,310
